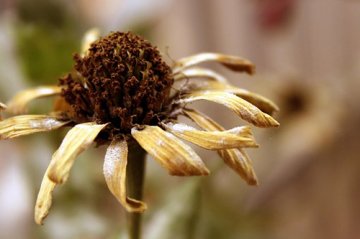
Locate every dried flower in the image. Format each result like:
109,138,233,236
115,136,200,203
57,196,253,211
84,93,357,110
1,30,279,225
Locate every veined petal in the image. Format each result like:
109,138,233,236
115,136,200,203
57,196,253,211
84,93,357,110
173,67,228,83
0,115,68,139
48,122,108,184
103,139,147,212
183,108,225,131
81,28,100,57
172,53,255,75
183,109,258,185
6,86,61,114
162,122,258,150
177,91,279,128
219,148,258,185
131,126,209,176
34,167,57,225
188,81,279,115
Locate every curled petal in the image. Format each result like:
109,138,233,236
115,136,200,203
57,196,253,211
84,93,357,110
184,109,258,185
103,139,147,212
219,148,258,185
172,53,255,75
177,91,279,128
131,126,209,176
0,115,68,139
188,81,279,115
81,28,100,56
183,108,225,131
162,122,258,150
6,86,61,114
48,122,108,184
173,67,228,83
34,168,57,225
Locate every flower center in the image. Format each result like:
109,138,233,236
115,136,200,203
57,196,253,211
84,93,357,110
59,32,174,138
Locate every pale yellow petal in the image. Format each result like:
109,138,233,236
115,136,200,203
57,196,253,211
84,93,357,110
34,167,57,225
0,115,68,139
183,108,224,131
183,109,258,185
177,91,279,128
187,81,279,115
218,148,258,185
48,122,108,184
162,122,257,150
131,126,209,176
173,67,228,83
6,86,61,114
81,28,100,56
103,139,147,213
172,53,255,75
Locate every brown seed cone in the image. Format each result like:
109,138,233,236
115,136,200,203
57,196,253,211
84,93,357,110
59,32,174,140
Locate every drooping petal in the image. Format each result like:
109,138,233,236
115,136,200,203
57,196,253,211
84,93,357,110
218,148,258,185
103,139,147,212
81,28,100,57
184,109,258,185
172,53,255,75
186,81,279,115
182,108,224,131
177,91,279,128
131,126,209,176
0,115,69,139
162,122,257,150
34,167,57,225
47,122,108,184
6,86,61,114
173,67,228,83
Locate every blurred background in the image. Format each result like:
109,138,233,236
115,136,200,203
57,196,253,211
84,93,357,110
1,0,360,238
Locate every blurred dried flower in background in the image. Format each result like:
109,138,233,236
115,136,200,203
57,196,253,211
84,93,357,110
1,29,279,227
256,0,297,30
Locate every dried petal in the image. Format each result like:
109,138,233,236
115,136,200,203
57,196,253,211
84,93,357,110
131,126,209,176
162,122,258,150
219,148,258,185
6,86,61,114
177,91,279,128
184,109,258,185
48,122,108,184
0,115,68,139
183,108,225,131
34,167,56,225
188,81,279,115
172,53,255,75
173,67,228,83
103,139,147,212
81,28,100,56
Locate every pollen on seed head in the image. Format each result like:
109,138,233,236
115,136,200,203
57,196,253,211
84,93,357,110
59,31,174,139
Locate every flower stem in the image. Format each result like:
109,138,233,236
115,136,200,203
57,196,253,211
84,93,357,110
126,143,146,239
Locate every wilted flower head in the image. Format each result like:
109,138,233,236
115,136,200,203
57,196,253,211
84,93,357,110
1,29,279,225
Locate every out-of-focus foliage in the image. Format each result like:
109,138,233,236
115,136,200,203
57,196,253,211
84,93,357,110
144,179,202,239
15,0,80,85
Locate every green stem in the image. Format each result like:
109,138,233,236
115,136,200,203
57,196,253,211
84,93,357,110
126,143,146,239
